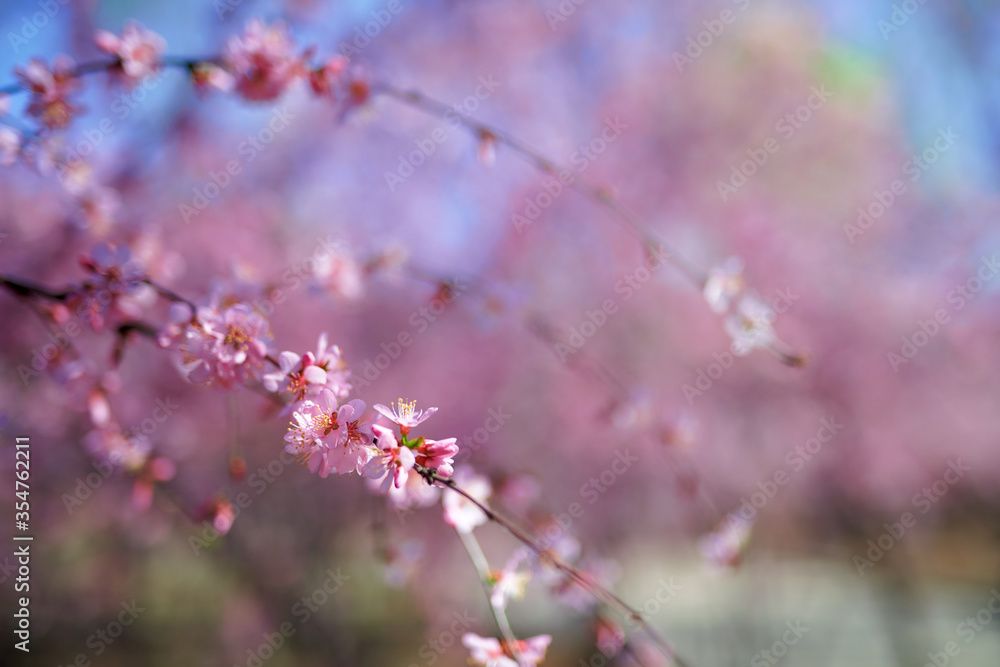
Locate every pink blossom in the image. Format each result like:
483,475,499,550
489,552,531,609
263,350,322,397
0,125,21,165
724,292,777,356
374,399,437,435
65,244,145,331
368,470,441,510
415,436,459,479
223,19,304,102
699,513,753,569
15,55,82,130
315,249,364,300
462,632,552,667
190,62,235,95
159,302,271,389
94,21,166,84
443,467,491,533
308,55,349,98
284,392,374,477
363,424,416,493
83,426,151,472
702,257,744,314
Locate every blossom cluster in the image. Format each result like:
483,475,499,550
703,257,780,356
0,18,369,234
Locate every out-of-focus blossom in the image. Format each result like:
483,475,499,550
497,475,541,514
489,552,531,609
77,185,121,234
443,467,491,533
190,62,234,95
198,497,236,535
363,423,416,493
308,55,349,98
64,243,146,331
368,463,441,510
550,555,620,612
132,457,176,512
374,399,437,436
594,617,625,659
0,125,21,165
699,512,754,569
94,22,166,84
158,302,271,389
15,55,82,130
462,632,552,667
724,292,777,356
80,243,145,289
477,129,498,166
315,248,364,300
703,257,744,314
87,387,111,427
223,19,304,102
83,426,151,472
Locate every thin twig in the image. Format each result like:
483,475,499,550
418,466,691,667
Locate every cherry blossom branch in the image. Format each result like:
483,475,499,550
417,465,692,667
455,527,527,666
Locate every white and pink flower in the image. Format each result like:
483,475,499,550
374,399,437,436
223,19,304,102
443,467,492,533
363,424,416,493
462,632,552,667
158,302,271,389
15,55,82,130
284,391,374,477
94,21,166,84
415,436,459,480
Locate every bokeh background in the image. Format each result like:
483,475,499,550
2,0,1000,665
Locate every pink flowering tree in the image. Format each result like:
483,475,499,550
1,3,996,666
